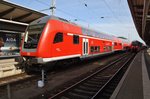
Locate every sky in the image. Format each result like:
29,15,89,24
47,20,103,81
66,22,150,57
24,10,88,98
6,0,145,44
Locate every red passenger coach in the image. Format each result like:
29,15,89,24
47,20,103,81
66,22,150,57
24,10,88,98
16,16,130,72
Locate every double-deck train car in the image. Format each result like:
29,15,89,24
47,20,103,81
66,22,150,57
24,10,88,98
130,40,143,52
16,16,130,72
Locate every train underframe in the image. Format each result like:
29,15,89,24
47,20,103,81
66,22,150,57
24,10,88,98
15,56,80,74
15,50,130,74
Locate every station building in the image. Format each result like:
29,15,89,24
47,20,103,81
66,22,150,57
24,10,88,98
0,0,47,58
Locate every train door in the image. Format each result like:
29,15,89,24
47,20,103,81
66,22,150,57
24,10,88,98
112,42,114,51
82,38,89,56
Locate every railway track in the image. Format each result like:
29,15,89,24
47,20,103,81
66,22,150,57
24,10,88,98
49,53,135,99
0,52,131,99
0,52,124,87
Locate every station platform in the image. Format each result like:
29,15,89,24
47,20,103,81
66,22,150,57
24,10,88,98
110,49,150,99
0,57,22,78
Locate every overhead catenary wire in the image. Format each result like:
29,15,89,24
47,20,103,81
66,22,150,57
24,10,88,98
78,0,126,35
102,0,123,24
78,0,127,34
35,0,90,24
79,0,105,21
34,0,128,37
35,0,112,25
35,0,92,29
35,0,50,6
34,0,127,26
102,0,132,38
56,8,88,23
78,0,93,18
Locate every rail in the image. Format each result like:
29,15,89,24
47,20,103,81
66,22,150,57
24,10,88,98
49,53,135,99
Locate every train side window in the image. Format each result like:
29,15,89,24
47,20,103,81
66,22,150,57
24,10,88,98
53,32,63,43
109,46,112,51
91,46,94,52
114,42,117,46
98,46,100,52
104,46,106,51
95,46,97,52
73,35,79,44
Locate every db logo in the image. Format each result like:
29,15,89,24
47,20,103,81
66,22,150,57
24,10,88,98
27,52,30,55
56,48,61,51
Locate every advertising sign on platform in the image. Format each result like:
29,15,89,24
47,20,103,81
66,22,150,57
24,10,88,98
0,32,21,57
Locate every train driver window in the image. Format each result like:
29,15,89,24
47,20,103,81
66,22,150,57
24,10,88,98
73,35,79,44
53,32,63,43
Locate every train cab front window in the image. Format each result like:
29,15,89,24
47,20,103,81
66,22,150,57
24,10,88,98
53,32,63,43
24,24,45,49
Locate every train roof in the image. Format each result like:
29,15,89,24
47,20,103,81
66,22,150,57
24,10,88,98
30,15,75,25
81,27,117,41
30,16,125,41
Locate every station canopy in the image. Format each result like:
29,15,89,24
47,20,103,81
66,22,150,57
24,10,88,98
0,0,47,24
128,0,150,46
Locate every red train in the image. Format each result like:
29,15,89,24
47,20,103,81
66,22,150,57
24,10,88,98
16,16,130,72
130,40,143,52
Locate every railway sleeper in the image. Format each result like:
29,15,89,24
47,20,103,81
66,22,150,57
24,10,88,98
86,80,102,85
78,85,99,91
93,76,110,80
73,88,96,95
83,82,103,87
91,77,108,82
60,96,70,99
67,92,91,99
101,74,113,78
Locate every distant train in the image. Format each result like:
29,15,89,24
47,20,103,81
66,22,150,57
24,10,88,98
15,16,130,72
130,40,144,52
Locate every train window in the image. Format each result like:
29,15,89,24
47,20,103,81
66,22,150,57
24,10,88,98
114,42,117,46
73,35,79,44
98,46,100,52
90,46,94,52
53,32,63,43
109,46,112,51
104,46,106,51
95,46,98,52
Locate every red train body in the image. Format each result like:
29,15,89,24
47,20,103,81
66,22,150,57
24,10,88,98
18,16,130,70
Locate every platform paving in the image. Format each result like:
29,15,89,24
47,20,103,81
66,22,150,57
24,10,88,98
144,49,150,79
111,50,150,99
142,49,150,99
0,58,22,78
